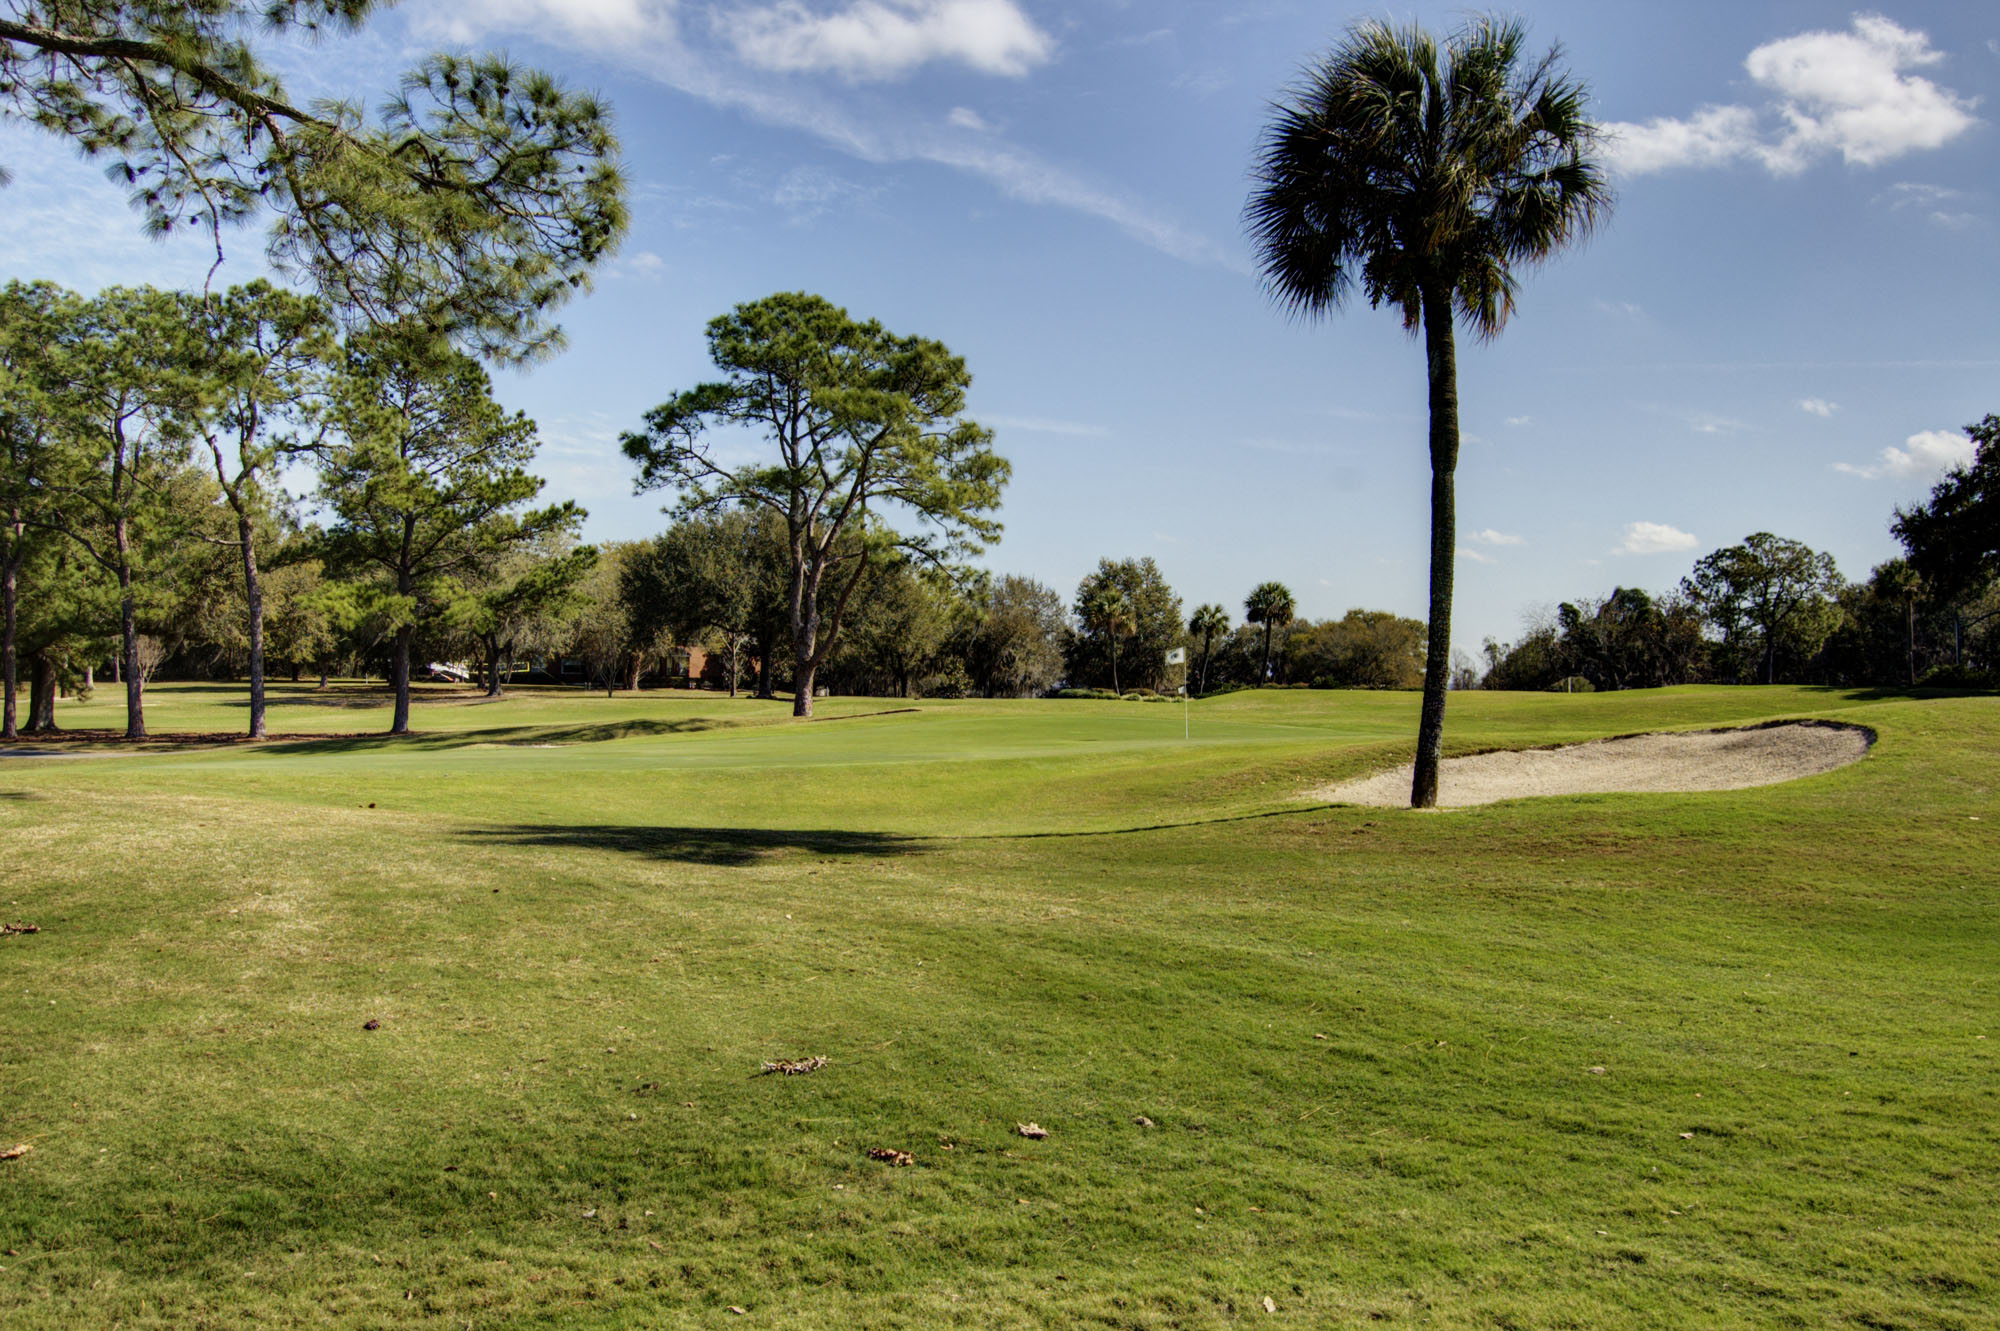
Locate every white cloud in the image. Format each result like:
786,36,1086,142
721,0,1053,81
1595,298,1645,318
1834,428,1973,479
1799,397,1839,416
1604,15,1978,176
1605,105,1764,174
615,249,667,278
948,106,991,132
413,0,669,47
1456,547,1496,565
1615,522,1699,556
1468,529,1525,547
1504,415,1534,427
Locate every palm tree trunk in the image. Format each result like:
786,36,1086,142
1108,634,1120,695
1260,624,1272,684
1411,287,1460,809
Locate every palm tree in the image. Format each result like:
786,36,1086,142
1083,585,1135,694
1244,582,1295,685
1189,602,1230,695
1247,15,1609,807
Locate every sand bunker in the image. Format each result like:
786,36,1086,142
1313,721,1873,809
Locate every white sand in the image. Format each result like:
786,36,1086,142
1312,721,1873,809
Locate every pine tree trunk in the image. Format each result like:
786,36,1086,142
1411,287,1461,810
27,652,56,732
239,512,267,739
117,511,145,739
2,539,17,741
391,625,413,735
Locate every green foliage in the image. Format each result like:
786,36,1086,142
621,292,1009,717
318,321,578,729
1244,580,1295,684
1682,533,1843,685
1894,414,2000,605
1292,608,1424,689
0,3,627,359
1069,557,1182,694
964,573,1066,699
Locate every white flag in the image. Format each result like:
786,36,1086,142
1165,647,1186,666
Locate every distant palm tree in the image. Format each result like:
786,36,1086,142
1189,603,1230,695
1084,586,1135,694
1247,15,1609,806
1244,582,1296,685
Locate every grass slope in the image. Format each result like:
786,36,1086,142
0,683,1994,1328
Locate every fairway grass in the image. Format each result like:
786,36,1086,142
1,683,1995,1327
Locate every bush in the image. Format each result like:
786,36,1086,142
1054,687,1121,700
1548,675,1597,693
1918,664,1998,691
1195,682,1251,699
1122,691,1171,703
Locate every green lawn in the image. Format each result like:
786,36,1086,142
1,682,1994,1328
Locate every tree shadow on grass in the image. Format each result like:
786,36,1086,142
461,823,926,867
462,806,1340,868
268,717,742,756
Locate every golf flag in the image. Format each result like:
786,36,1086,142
1166,647,1186,666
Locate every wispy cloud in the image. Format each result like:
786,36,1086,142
1456,547,1495,565
1799,397,1839,417
1834,428,1972,480
772,165,883,222
986,414,1112,438
1876,181,1982,227
1604,15,1979,175
1467,529,1525,547
947,106,991,132
1504,415,1533,427
1615,521,1699,556
406,0,1230,267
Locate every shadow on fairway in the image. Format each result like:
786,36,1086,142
462,823,925,866
269,717,745,755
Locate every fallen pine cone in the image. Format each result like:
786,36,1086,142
0,922,38,936
867,1147,914,1167
760,1055,828,1076
1016,1122,1049,1140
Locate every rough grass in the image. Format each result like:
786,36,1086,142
0,682,1994,1328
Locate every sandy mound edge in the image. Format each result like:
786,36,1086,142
1308,720,1875,809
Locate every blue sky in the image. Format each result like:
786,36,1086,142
3,1,1995,653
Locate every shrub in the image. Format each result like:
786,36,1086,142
1918,664,1998,691
1548,675,1597,693
1054,687,1121,700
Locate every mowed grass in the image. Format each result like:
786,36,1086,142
0,682,1994,1328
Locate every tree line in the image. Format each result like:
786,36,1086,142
1479,477,2000,693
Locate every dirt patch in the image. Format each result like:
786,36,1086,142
1311,721,1874,809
